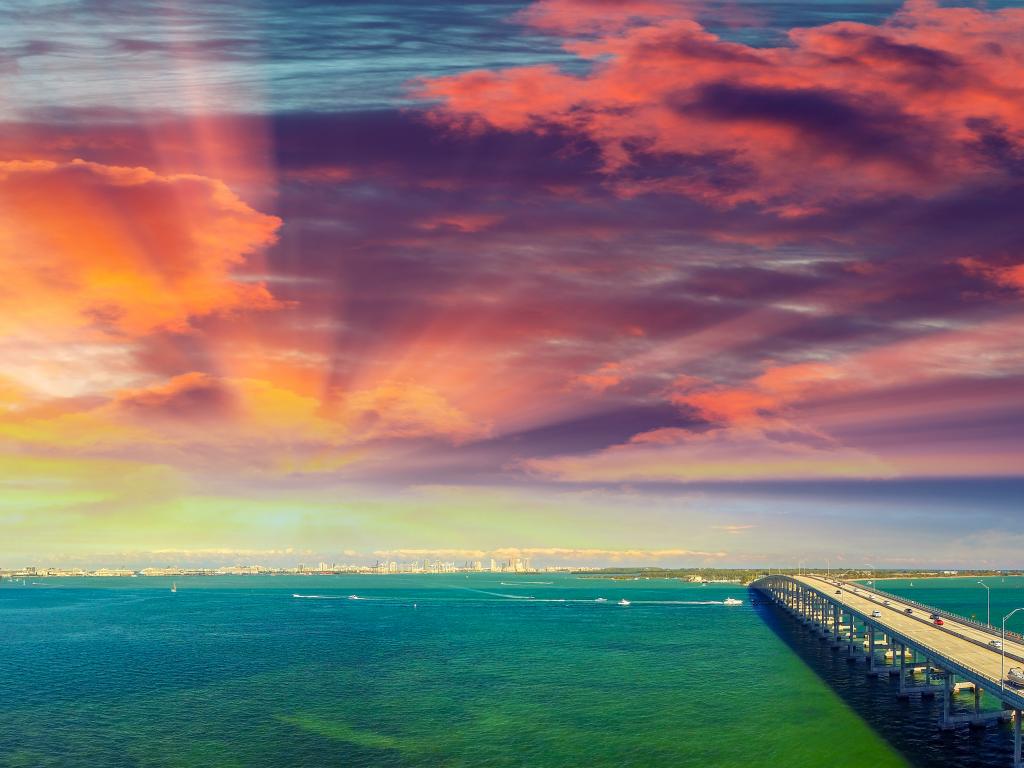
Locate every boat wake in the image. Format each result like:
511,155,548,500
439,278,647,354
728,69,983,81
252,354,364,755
500,581,554,586
457,587,537,600
631,600,737,605
292,594,344,599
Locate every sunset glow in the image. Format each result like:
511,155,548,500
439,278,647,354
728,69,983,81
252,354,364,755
2,0,1022,568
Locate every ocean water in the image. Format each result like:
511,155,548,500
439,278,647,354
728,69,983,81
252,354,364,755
0,574,1020,768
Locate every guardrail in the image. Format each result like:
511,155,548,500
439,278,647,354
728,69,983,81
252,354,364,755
850,579,1024,643
753,576,1024,708
799,576,1024,665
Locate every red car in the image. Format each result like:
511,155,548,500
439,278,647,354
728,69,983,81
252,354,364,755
934,618,944,626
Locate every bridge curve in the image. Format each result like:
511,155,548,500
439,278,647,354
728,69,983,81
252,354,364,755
753,574,1024,767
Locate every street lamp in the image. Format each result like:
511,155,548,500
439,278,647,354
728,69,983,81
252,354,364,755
1001,608,1024,692
978,581,991,627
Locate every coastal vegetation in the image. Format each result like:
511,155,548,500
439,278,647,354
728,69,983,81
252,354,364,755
574,568,1024,585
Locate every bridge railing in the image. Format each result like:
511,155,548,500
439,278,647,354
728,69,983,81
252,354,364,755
754,576,1024,706
851,580,1024,644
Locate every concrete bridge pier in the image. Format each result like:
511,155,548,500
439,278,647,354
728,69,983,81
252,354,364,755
755,574,1024,767
847,614,859,662
1014,709,1022,768
867,631,898,677
937,672,1011,730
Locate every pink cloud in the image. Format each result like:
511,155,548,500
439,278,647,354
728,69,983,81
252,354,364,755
421,1,1024,209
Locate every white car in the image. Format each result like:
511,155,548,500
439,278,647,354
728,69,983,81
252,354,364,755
990,640,1003,649
882,600,890,606
872,610,882,617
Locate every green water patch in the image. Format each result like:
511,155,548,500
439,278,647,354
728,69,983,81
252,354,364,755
276,714,405,752
0,576,928,767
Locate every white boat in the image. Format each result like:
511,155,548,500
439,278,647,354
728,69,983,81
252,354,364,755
348,594,361,600
171,582,177,593
595,597,608,603
618,599,631,606
723,597,743,606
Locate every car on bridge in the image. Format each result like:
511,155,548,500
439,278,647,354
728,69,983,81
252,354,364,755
934,618,944,626
990,640,1003,648
929,613,940,620
835,590,842,595
1007,668,1024,689
882,600,890,606
904,608,913,614
872,610,882,617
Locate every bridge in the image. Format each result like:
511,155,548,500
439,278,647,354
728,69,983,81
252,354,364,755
753,574,1024,767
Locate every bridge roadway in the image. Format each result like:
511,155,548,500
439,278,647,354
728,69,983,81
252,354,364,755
799,575,1024,684
754,574,1024,767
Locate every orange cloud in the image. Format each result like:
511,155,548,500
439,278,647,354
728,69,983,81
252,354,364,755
0,158,281,339
115,372,237,421
525,314,1024,483
332,381,490,443
958,257,1024,293
572,361,629,392
676,361,843,425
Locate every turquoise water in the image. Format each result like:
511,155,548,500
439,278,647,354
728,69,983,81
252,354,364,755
0,574,1018,767
873,576,1024,633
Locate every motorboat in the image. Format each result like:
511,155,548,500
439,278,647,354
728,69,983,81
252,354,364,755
595,598,608,603
724,598,743,606
618,599,631,606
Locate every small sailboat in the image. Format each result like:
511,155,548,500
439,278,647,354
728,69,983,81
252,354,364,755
171,582,177,593
618,599,631,606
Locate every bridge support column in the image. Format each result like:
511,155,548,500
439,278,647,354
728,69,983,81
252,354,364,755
941,672,951,728
1015,709,1022,768
848,613,857,661
899,642,907,694
868,626,876,671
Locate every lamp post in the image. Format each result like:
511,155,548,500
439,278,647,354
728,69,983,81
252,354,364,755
978,581,991,627
1001,608,1024,692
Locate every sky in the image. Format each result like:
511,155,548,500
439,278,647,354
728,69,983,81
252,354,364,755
1,0,1023,569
